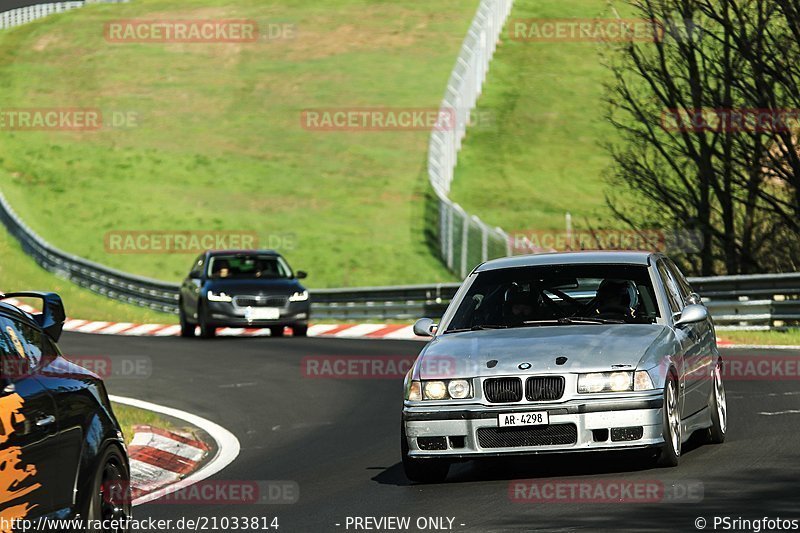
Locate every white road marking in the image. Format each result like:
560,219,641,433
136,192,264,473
758,410,800,416
110,395,241,506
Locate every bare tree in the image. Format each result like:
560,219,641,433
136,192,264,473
605,0,800,275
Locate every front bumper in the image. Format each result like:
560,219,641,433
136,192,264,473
205,300,310,327
403,395,664,459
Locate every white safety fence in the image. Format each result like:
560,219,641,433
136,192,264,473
0,0,127,30
428,0,514,278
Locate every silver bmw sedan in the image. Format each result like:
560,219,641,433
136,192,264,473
402,251,726,482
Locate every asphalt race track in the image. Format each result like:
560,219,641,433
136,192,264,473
60,332,800,532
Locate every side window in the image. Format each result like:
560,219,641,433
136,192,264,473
190,254,205,277
656,261,682,315
10,319,44,371
666,259,693,300
0,317,31,380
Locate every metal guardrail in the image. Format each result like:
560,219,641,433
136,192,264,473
1,190,799,325
689,274,800,329
0,193,180,314
428,0,514,278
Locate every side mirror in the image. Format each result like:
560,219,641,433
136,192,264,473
296,271,308,279
413,318,437,337
674,304,708,327
189,271,201,279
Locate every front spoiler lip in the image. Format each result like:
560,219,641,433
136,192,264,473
402,398,663,421
408,443,660,460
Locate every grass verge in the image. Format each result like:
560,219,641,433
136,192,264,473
718,330,800,347
112,402,175,445
0,0,474,291
448,0,634,233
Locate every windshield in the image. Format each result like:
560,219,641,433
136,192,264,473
445,264,660,332
206,255,293,280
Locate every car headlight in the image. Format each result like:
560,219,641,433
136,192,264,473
447,379,471,399
578,371,654,393
289,290,309,302
207,291,233,302
423,381,448,400
405,379,473,401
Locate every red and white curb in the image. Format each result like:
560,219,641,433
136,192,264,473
14,298,797,346
110,395,240,507
128,425,210,500
62,321,428,340
5,297,427,340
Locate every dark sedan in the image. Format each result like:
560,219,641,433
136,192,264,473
179,250,310,338
0,292,130,530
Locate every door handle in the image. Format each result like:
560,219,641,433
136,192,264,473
36,415,55,427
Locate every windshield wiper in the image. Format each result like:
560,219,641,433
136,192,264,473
444,325,508,333
559,316,626,325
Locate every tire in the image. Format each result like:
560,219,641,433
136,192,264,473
401,423,449,483
705,361,727,444
179,301,195,338
293,325,308,337
82,445,131,532
269,326,285,338
198,303,216,338
655,374,681,467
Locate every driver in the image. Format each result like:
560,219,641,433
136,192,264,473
213,259,231,278
503,283,538,325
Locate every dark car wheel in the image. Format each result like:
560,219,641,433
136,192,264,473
179,300,195,337
198,303,216,338
401,424,449,483
83,446,131,532
655,374,681,467
270,326,285,337
705,361,727,444
293,325,308,337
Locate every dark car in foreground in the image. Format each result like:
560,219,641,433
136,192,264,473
402,252,726,482
179,250,310,338
0,292,130,530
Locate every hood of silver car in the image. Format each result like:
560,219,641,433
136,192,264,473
416,324,671,379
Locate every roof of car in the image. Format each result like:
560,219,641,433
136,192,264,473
475,251,656,272
0,300,36,324
206,249,280,256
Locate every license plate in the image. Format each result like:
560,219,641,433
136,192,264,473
245,307,280,320
498,411,549,428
